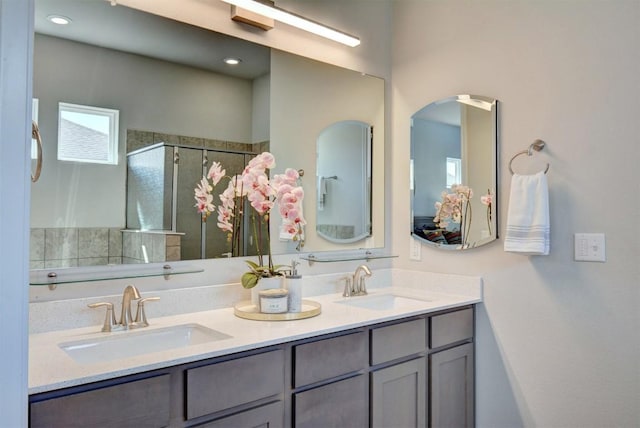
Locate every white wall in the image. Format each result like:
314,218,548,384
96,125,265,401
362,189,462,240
392,1,640,426
252,73,270,143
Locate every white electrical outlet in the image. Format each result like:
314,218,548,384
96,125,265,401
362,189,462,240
574,233,606,262
410,238,422,261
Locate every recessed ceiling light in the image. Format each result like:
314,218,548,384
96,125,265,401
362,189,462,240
47,15,72,25
223,57,242,65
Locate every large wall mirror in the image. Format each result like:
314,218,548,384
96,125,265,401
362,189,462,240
30,0,385,275
411,95,498,250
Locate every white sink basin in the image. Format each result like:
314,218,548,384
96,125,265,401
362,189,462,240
59,323,232,364
335,293,432,311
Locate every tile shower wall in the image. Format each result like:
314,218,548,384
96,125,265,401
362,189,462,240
30,228,182,268
121,231,182,264
30,228,123,269
127,129,270,154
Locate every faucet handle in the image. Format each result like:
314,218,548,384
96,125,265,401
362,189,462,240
88,302,118,332
134,297,160,327
342,276,353,297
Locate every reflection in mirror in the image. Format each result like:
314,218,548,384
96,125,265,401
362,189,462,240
316,121,372,243
30,0,385,274
411,95,498,250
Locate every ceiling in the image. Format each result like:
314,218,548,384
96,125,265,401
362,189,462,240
34,0,270,80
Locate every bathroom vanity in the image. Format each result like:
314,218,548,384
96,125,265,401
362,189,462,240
28,286,477,428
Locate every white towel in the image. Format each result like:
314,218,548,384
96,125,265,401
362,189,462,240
504,171,550,255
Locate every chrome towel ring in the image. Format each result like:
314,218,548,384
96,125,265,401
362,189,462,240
508,139,550,175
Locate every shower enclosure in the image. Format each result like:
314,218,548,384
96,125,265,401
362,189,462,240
126,142,263,261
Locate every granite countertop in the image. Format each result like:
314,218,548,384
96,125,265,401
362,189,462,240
29,284,481,395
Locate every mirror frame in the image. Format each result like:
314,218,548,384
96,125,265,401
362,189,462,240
410,94,498,251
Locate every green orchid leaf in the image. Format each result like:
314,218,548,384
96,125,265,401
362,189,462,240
245,260,260,270
241,272,259,289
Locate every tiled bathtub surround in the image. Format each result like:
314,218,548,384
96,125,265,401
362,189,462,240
30,227,123,269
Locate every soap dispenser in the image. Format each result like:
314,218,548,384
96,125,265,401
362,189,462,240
286,260,303,312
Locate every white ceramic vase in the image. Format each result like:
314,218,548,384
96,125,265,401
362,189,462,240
250,276,283,307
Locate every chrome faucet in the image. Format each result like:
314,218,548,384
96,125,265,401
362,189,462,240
343,265,372,297
88,285,159,332
120,285,141,329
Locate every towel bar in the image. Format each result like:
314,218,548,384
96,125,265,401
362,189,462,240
508,139,550,175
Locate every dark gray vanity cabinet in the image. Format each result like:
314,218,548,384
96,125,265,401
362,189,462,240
429,308,475,428
370,318,428,428
29,306,475,428
292,331,369,428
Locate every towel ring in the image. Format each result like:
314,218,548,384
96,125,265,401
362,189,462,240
31,121,43,183
508,139,550,175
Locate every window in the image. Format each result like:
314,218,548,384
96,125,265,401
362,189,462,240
446,157,461,188
57,102,119,164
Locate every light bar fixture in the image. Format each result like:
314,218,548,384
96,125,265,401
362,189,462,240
221,0,361,47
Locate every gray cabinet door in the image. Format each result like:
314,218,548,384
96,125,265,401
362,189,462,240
371,357,427,428
429,343,474,428
294,375,368,428
196,401,284,428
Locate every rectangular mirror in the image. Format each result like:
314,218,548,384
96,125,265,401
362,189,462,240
30,0,385,275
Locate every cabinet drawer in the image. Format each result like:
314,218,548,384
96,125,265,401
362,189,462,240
30,374,171,428
294,331,367,387
430,307,473,349
294,375,368,428
186,349,284,420
371,318,426,365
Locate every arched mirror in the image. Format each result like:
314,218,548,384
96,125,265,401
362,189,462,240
411,95,498,250
316,120,372,243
